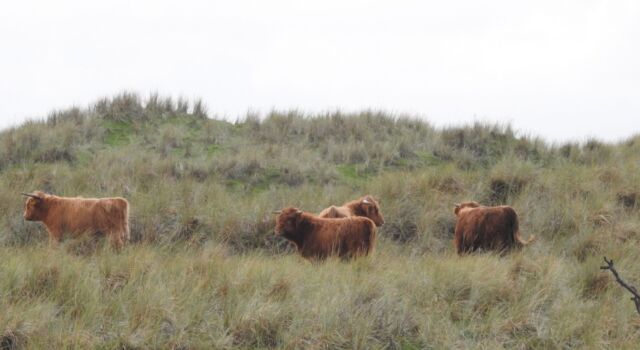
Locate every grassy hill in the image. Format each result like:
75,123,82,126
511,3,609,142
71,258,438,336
1,92,640,348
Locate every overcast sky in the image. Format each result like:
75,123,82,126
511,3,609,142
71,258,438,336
1,0,638,142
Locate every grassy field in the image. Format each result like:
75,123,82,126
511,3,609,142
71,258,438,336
1,92,640,348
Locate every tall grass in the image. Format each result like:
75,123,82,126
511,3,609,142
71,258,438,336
2,246,639,348
1,92,639,348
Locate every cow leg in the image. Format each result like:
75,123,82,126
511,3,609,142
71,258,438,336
453,236,463,254
108,231,125,250
49,235,62,247
454,230,470,255
457,240,473,255
46,227,63,247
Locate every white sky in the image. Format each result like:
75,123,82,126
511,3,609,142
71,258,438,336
1,0,639,142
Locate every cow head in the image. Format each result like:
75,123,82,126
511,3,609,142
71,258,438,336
274,207,304,238
355,195,385,226
22,191,47,221
454,201,481,216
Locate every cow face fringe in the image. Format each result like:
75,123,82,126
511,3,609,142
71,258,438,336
274,207,304,239
23,193,49,221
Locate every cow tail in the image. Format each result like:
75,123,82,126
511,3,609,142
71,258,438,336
123,200,130,243
512,213,535,246
516,232,536,246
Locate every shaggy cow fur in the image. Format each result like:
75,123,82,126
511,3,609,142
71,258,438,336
453,201,535,254
22,191,130,249
318,195,385,227
275,207,377,259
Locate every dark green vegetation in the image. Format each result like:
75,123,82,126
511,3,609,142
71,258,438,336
1,92,640,348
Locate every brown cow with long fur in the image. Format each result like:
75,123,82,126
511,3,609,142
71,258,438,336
318,195,385,227
275,207,376,259
453,201,535,254
22,191,130,249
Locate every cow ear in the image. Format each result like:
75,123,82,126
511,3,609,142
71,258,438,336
454,204,461,215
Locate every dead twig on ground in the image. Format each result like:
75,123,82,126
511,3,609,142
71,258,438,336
601,256,640,315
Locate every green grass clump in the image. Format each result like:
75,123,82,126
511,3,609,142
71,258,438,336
103,120,133,146
0,92,639,348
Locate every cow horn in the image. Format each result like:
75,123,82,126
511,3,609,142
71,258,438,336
21,192,41,200
362,198,372,205
272,210,282,214
454,203,461,208
295,209,303,214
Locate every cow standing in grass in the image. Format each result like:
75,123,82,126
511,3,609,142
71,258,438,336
275,207,377,260
318,195,385,227
22,191,130,249
453,201,535,255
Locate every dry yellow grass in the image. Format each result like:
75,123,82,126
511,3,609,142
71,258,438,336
1,244,639,349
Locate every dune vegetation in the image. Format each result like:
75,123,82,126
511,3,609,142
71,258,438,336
1,92,640,349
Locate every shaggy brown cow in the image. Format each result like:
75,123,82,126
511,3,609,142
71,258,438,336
453,201,535,254
318,195,385,227
22,191,130,249
274,207,376,259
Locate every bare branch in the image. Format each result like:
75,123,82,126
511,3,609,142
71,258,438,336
601,256,640,315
